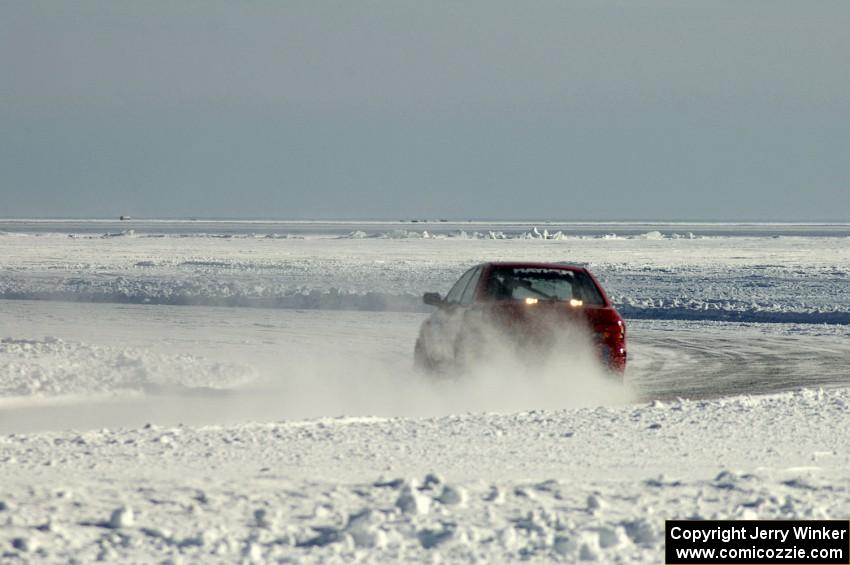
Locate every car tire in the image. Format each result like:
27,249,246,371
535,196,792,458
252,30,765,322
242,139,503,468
414,338,435,373
453,326,485,371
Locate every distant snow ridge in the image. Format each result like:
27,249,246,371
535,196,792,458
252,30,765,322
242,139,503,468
62,232,305,240
0,337,254,398
340,228,537,240
338,227,699,240
343,229,467,239
519,226,568,240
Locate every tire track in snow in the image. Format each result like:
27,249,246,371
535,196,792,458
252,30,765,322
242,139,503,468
628,324,850,401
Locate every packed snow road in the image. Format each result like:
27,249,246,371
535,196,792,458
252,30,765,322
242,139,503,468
630,320,850,401
1,300,848,434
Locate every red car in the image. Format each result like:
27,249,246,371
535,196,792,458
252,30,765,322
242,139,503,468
414,262,626,374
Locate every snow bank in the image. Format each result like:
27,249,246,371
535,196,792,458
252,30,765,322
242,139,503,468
2,387,849,563
0,282,427,312
2,278,848,324
0,337,254,398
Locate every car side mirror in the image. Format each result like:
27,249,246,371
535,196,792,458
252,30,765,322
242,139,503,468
422,292,444,307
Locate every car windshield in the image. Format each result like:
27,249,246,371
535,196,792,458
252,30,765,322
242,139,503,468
485,267,604,305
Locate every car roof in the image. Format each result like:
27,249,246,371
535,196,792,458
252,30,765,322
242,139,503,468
482,261,587,271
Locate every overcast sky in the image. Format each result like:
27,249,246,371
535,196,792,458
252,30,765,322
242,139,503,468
2,1,848,220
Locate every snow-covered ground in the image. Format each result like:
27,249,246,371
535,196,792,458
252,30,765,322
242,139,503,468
1,221,848,562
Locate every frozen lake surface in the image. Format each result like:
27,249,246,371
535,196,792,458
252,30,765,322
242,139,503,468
1,221,848,563
2,220,849,323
